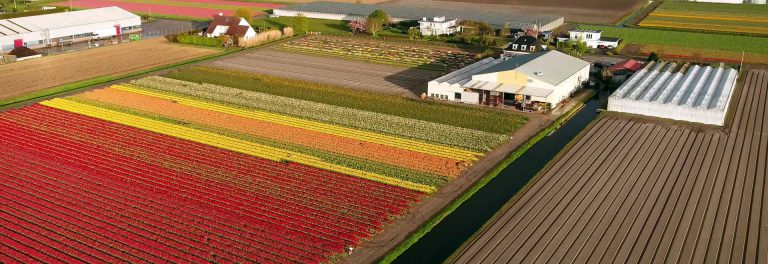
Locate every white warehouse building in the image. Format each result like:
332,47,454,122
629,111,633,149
0,7,141,53
428,51,590,110
608,62,739,126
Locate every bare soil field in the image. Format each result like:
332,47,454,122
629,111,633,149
0,38,218,101
452,69,768,263
206,48,441,97
387,0,645,24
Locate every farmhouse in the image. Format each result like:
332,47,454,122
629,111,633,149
206,14,257,39
272,1,564,31
418,16,460,36
608,62,738,126
428,51,590,110
557,29,620,49
503,36,546,57
0,7,140,53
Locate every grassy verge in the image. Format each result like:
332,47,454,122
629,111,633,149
0,48,234,108
165,66,527,135
377,93,592,264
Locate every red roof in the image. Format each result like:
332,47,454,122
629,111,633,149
610,59,642,72
205,15,252,38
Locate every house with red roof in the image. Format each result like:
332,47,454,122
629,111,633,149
205,14,257,39
609,59,642,75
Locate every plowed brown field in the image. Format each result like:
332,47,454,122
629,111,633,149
453,69,768,264
0,38,218,101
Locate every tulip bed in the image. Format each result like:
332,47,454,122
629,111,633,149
639,1,768,35
278,35,480,71
0,67,521,262
0,105,424,263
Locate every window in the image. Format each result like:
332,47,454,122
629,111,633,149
430,93,434,97
521,45,527,51
512,44,518,50
455,92,462,100
586,33,593,39
530,46,535,51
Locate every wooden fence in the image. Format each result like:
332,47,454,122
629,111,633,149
238,27,295,48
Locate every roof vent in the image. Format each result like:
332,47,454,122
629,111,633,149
535,72,544,76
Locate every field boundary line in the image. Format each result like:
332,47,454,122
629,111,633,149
376,91,596,264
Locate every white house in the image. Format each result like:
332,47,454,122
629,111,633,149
205,14,257,39
557,29,621,49
0,7,141,53
428,51,590,110
418,16,460,36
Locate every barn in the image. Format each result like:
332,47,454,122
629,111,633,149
608,62,739,126
0,7,141,53
428,51,590,111
273,1,564,31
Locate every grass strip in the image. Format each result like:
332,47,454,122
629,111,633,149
377,94,591,263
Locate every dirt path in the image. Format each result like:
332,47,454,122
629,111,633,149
343,90,595,263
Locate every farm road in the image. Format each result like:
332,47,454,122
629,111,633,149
206,48,441,98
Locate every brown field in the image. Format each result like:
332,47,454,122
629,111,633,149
0,38,218,101
452,69,768,263
206,48,441,97
388,0,645,24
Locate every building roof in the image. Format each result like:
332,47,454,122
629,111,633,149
0,7,137,36
205,15,253,38
612,62,738,110
609,59,643,72
477,51,591,86
276,1,562,28
569,29,602,33
430,57,502,86
452,70,767,264
600,37,621,42
8,46,39,57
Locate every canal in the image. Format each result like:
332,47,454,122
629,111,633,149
392,92,608,264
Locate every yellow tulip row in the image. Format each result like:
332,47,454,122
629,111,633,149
113,85,481,161
41,98,437,193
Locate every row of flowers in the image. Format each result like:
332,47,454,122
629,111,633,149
0,104,425,263
132,76,507,151
280,35,479,71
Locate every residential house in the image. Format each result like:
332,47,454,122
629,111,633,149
503,36,547,57
418,16,460,36
206,14,257,39
557,29,620,49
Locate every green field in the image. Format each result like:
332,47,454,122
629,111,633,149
638,1,768,35
657,1,768,15
252,17,350,34
578,25,768,54
165,66,527,135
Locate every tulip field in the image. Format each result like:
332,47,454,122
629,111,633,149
0,69,522,262
278,35,481,71
639,1,768,35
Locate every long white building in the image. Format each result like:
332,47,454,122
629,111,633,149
428,51,590,110
608,62,739,126
0,7,141,53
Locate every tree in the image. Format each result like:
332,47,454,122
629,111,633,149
500,23,510,38
234,8,253,24
368,9,390,26
574,40,589,57
294,14,309,34
647,52,661,62
365,9,389,36
348,19,366,34
407,27,420,40
600,67,614,83
479,33,496,47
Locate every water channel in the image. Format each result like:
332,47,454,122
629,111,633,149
393,92,608,264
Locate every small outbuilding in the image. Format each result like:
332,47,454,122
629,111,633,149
557,29,620,49
206,14,257,39
418,16,460,36
428,50,590,111
608,62,739,126
8,46,41,61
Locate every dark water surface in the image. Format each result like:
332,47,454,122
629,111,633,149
392,94,607,264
